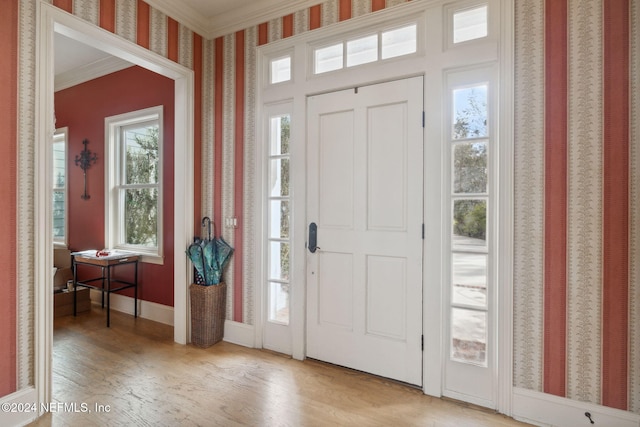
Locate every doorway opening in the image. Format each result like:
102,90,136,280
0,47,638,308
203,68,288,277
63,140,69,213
35,3,194,406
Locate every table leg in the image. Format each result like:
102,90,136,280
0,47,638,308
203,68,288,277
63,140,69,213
134,261,138,318
101,266,105,308
73,256,77,316
106,265,111,327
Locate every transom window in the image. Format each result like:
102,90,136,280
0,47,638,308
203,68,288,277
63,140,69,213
270,55,292,84
452,4,488,44
313,23,417,74
105,106,163,261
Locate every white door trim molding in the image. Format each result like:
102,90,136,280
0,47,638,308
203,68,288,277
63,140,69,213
497,0,515,416
35,1,194,412
0,388,39,426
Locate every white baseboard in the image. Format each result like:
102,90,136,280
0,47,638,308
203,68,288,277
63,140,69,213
223,320,256,348
512,387,640,427
89,291,257,348
89,290,174,326
0,387,39,427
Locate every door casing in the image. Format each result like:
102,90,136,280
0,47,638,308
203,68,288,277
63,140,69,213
34,2,194,411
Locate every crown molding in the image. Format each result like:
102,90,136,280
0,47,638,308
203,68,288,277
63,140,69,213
144,0,323,39
207,0,322,39
141,0,211,37
55,56,133,92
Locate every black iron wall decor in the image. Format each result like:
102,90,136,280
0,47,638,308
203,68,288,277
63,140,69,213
75,139,98,200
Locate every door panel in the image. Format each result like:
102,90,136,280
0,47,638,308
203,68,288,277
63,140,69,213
318,252,354,329
367,103,408,232
319,111,354,229
366,255,407,340
307,77,424,386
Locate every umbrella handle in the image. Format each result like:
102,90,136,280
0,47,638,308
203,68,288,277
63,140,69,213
202,216,213,240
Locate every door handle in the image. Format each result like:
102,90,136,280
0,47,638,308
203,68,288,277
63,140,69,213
308,222,319,253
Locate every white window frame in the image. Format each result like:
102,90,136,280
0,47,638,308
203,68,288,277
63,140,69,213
105,106,164,264
444,1,496,51
266,111,292,326
260,101,295,355
266,50,294,86
442,66,497,406
53,127,68,248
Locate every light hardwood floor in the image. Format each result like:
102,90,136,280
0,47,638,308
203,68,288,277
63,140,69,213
30,306,532,427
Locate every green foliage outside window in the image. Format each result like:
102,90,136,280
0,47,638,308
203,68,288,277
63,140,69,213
454,142,487,194
453,200,486,241
279,115,291,282
452,89,487,241
124,126,159,247
53,139,66,240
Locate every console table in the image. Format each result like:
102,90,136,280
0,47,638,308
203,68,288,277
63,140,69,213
72,250,140,327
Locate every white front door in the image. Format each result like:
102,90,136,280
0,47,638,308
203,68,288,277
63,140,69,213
306,77,424,386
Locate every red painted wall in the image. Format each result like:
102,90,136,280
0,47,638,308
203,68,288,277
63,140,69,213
0,0,18,398
55,66,175,306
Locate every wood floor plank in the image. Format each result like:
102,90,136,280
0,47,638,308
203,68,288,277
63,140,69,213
28,307,532,426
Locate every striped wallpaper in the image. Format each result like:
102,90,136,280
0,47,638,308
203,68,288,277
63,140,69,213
514,0,639,414
0,0,18,398
29,0,640,416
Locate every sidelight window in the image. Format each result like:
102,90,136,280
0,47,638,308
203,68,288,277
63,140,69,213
449,82,490,367
267,113,292,325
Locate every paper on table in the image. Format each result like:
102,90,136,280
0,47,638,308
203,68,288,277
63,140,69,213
71,249,139,260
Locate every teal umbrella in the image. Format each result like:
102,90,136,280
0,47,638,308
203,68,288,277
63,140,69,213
187,217,233,286
187,239,206,282
202,239,217,284
210,237,233,284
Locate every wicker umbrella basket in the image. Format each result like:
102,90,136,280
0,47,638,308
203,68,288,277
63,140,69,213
190,282,226,348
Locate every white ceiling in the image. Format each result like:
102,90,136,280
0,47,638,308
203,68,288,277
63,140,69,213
54,0,318,90
146,0,320,39
54,33,113,76
178,0,259,17
54,33,133,91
